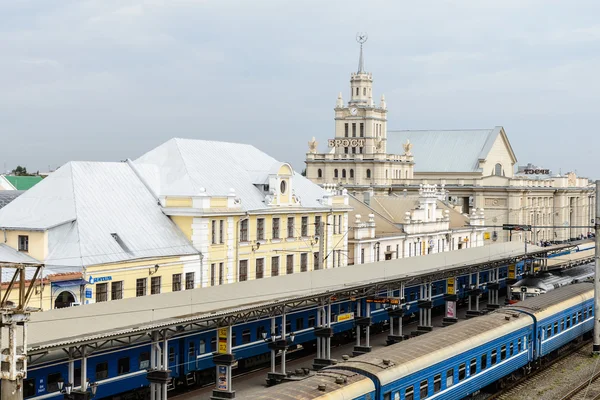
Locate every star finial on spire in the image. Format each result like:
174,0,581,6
356,32,368,73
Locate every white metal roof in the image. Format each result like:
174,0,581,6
387,127,503,173
0,162,198,269
27,241,543,351
134,138,333,211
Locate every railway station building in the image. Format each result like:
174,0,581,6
305,43,595,245
0,139,350,309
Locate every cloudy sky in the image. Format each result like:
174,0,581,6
1,0,598,178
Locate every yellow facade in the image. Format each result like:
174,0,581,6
2,229,48,262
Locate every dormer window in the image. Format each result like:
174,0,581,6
280,180,287,194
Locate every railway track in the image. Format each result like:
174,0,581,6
487,340,592,400
560,363,600,400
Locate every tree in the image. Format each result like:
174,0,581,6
11,166,30,176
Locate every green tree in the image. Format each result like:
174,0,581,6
11,166,30,176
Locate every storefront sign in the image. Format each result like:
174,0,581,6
524,169,550,175
447,301,456,318
337,313,354,322
88,276,112,284
217,365,227,390
85,289,93,299
328,138,366,148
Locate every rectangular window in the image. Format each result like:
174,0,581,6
547,326,552,338
271,256,279,277
139,352,150,370
118,357,130,375
573,313,577,324
296,317,304,331
242,329,251,344
518,338,522,352
433,374,441,393
188,342,196,361
458,363,466,381
446,368,454,387
47,373,62,393
344,123,348,137
315,216,321,235
96,362,109,380
172,274,182,292
420,379,428,399
96,283,108,302
240,219,249,242
579,311,583,321
24,378,35,397
287,217,294,238
314,251,320,269
18,235,29,252
239,260,248,281
272,218,280,239
211,264,216,286
470,358,477,375
151,276,161,295
301,253,308,272
136,278,147,297
405,387,414,400
199,339,206,354
481,353,487,370
211,220,217,244
501,345,507,361
257,218,265,240
286,254,294,274
301,216,308,237
219,220,224,243
360,122,364,137
491,349,497,365
169,347,175,363
286,320,291,334
210,337,216,353
185,272,194,290
219,263,224,285
256,258,264,279
556,321,560,333
352,123,356,137
509,343,514,357
566,317,570,328
561,320,565,332
308,315,316,327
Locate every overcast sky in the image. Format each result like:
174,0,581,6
1,0,598,179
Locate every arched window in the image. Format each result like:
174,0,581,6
350,169,354,179
494,163,503,176
366,169,371,179
342,169,347,178
317,169,322,178
334,169,338,178
363,87,366,95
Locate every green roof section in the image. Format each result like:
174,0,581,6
4,176,43,190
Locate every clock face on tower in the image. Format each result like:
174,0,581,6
350,107,358,116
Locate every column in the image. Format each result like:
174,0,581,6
442,278,458,326
387,285,405,344
353,298,372,356
486,268,501,310
313,302,335,370
211,326,236,399
414,282,433,335
466,273,482,318
266,314,290,385
147,331,171,400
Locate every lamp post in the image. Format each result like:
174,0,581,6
58,378,98,400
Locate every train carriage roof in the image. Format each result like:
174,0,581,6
246,369,375,400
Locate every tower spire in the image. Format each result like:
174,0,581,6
356,32,368,73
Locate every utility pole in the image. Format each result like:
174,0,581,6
318,220,325,270
593,180,600,354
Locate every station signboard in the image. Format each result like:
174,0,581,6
218,328,228,354
337,313,354,322
446,278,455,295
366,297,400,305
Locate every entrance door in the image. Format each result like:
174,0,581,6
54,291,75,308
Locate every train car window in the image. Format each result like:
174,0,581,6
169,347,176,363
509,343,514,357
411,292,417,301
566,317,570,329
500,345,506,361
481,353,487,370
573,313,577,323
434,374,441,393
518,338,522,352
308,315,316,327
96,362,109,380
590,306,593,315
47,373,62,393
585,309,589,319
74,367,81,387
546,326,552,339
118,357,130,375
383,392,391,400
231,332,237,346
188,342,196,359
242,330,251,344
470,358,477,375
296,317,304,331
199,340,206,354
578,311,583,321
257,325,266,341
446,368,454,387
211,337,217,352
24,378,35,397
420,379,429,398
405,386,414,400
491,350,497,365
561,320,565,332
286,320,292,333
458,363,466,381
139,352,150,370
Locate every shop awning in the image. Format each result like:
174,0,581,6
51,279,87,288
